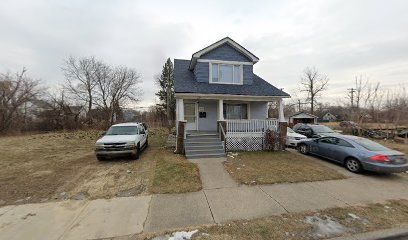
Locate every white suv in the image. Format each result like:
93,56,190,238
95,122,148,160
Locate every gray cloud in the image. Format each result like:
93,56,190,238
1,0,407,106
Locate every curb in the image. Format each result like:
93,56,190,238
329,226,408,240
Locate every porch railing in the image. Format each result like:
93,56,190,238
226,119,278,133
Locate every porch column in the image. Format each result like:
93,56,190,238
175,98,186,154
278,98,285,122
278,98,287,150
178,98,184,121
218,99,224,120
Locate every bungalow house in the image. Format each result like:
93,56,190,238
322,112,337,122
174,37,290,158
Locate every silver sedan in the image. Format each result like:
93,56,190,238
297,135,408,174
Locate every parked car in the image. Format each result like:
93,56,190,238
297,135,408,173
95,122,148,160
286,127,307,147
293,123,339,138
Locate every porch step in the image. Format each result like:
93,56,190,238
185,138,220,144
184,134,225,160
185,152,226,159
185,145,224,151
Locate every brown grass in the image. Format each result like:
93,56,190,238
0,128,201,206
223,151,346,185
150,149,202,194
137,200,408,240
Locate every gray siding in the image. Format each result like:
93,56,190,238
201,43,252,62
194,62,209,83
197,101,217,131
250,102,267,119
243,65,253,85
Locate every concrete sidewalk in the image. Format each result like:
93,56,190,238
0,196,151,240
1,157,408,239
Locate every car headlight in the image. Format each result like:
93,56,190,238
95,142,104,146
287,136,295,140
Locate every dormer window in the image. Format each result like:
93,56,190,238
210,62,242,84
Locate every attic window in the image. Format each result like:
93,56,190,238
210,63,242,84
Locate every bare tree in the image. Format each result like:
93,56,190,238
300,67,329,114
62,56,98,124
0,68,40,133
94,65,142,126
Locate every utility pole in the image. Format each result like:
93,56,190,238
348,88,355,108
298,99,301,112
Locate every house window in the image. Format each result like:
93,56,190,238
211,63,242,84
223,103,248,119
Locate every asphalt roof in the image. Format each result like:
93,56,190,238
174,59,290,97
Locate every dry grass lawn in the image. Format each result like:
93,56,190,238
224,151,346,185
0,127,201,206
150,149,202,194
137,200,408,240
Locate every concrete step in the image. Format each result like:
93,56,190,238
185,145,224,151
185,138,220,144
186,135,219,139
185,148,225,155
185,152,226,159
185,141,223,146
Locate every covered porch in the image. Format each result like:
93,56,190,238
175,94,286,137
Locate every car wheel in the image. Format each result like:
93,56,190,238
145,138,149,148
298,144,308,154
132,144,140,160
345,158,362,173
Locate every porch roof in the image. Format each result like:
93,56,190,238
174,59,290,98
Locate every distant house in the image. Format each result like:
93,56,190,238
322,112,337,122
288,112,318,125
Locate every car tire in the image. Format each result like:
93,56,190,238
145,138,149,149
298,143,309,154
345,158,362,173
132,144,140,160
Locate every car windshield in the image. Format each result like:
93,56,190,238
353,138,389,151
287,127,295,133
311,125,334,133
105,126,138,135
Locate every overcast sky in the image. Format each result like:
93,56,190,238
1,0,407,108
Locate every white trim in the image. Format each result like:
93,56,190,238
192,37,259,62
175,93,289,101
209,62,243,85
198,59,253,65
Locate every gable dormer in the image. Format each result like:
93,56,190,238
189,37,259,85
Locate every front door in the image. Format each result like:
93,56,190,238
184,103,197,131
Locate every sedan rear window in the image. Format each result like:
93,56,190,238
106,126,138,135
353,138,389,151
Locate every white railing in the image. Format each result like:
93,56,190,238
226,119,278,133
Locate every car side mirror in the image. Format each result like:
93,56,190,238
140,130,145,134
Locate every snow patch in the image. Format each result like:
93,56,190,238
305,216,349,237
168,230,198,240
